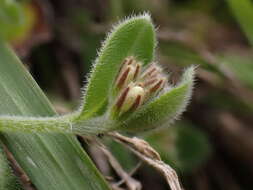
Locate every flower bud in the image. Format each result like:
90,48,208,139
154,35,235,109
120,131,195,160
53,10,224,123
115,83,145,115
115,57,141,91
149,77,166,94
140,63,162,81
111,57,168,120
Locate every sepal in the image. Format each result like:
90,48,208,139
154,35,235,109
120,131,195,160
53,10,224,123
115,66,195,132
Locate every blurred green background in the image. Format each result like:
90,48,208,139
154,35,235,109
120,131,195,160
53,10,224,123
1,0,253,189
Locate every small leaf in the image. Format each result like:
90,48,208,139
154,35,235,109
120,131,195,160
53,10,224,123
117,66,195,132
78,13,156,120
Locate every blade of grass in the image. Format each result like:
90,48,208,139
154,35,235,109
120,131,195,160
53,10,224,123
226,0,253,46
0,42,111,190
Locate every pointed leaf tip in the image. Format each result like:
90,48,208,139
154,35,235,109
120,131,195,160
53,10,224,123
117,66,195,132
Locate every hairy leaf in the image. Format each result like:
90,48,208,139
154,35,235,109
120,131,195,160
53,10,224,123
117,66,195,132
78,14,156,120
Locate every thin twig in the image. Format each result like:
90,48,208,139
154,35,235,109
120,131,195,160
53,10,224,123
95,140,142,190
115,162,142,187
108,132,183,190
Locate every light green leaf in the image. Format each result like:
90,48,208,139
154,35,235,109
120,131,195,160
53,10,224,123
0,141,22,190
117,66,195,132
78,14,156,120
226,0,253,46
0,42,111,190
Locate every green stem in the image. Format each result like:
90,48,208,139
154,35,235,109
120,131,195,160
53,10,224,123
0,112,110,135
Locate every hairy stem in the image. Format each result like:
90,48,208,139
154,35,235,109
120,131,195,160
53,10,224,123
0,115,73,133
0,112,109,135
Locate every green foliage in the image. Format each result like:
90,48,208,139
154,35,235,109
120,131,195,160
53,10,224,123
0,13,196,188
0,43,110,190
0,14,195,135
78,14,156,120
74,14,195,133
116,66,195,132
226,0,253,46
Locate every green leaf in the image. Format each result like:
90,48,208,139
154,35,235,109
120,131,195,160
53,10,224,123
0,141,23,190
118,66,195,132
226,0,253,46
145,122,211,173
0,42,110,190
78,14,156,120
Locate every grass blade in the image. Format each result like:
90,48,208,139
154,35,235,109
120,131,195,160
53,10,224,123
0,42,111,190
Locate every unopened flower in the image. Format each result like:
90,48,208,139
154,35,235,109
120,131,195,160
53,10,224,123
115,83,145,115
75,14,195,133
111,56,169,118
115,56,141,91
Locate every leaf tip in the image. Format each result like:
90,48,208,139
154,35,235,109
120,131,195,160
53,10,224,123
170,65,196,122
